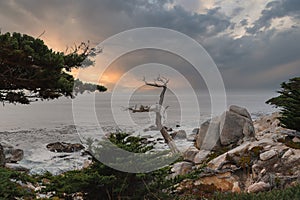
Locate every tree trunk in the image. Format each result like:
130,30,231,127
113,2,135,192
155,86,180,154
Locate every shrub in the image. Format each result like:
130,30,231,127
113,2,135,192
266,77,300,132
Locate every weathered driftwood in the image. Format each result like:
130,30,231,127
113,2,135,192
142,76,180,154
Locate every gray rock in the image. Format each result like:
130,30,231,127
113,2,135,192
219,110,255,146
183,146,199,162
195,117,221,150
1,142,24,163
0,144,5,167
281,149,293,159
229,105,252,120
170,130,187,140
5,163,29,172
260,149,277,161
186,133,197,142
292,137,300,143
194,150,210,164
247,182,270,193
195,120,209,148
192,128,199,135
170,161,194,177
6,149,24,163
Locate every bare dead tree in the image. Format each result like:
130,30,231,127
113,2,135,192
143,76,180,154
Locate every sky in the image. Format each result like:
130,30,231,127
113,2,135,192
1,0,300,91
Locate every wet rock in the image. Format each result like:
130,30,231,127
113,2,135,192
1,142,24,163
260,149,277,161
5,163,29,172
46,142,84,153
170,130,187,140
247,181,270,193
6,149,24,163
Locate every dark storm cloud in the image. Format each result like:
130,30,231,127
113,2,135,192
0,0,300,90
204,28,300,88
247,0,300,34
0,0,231,40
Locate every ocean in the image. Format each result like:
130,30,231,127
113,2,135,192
0,90,278,174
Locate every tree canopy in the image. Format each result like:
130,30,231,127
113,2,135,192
0,32,106,104
266,77,300,132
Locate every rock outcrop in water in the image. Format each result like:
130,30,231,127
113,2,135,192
46,142,84,153
1,141,24,164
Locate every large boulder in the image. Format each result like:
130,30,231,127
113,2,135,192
0,144,5,167
195,117,221,150
219,106,255,146
196,105,255,150
229,105,252,120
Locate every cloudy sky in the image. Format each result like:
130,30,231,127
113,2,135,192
1,0,300,91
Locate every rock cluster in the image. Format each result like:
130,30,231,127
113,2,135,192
46,142,85,153
184,105,256,164
172,106,300,194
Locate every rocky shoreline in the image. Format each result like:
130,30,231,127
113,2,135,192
170,108,300,194
1,105,300,197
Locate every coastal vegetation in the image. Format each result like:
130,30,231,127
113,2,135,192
266,77,300,132
1,132,300,199
0,31,106,104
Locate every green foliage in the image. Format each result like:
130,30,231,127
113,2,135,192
1,133,300,199
0,167,35,199
38,133,173,199
0,31,106,104
266,77,300,131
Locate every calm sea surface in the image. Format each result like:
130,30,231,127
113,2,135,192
0,90,277,132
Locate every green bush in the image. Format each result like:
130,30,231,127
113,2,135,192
0,167,35,199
